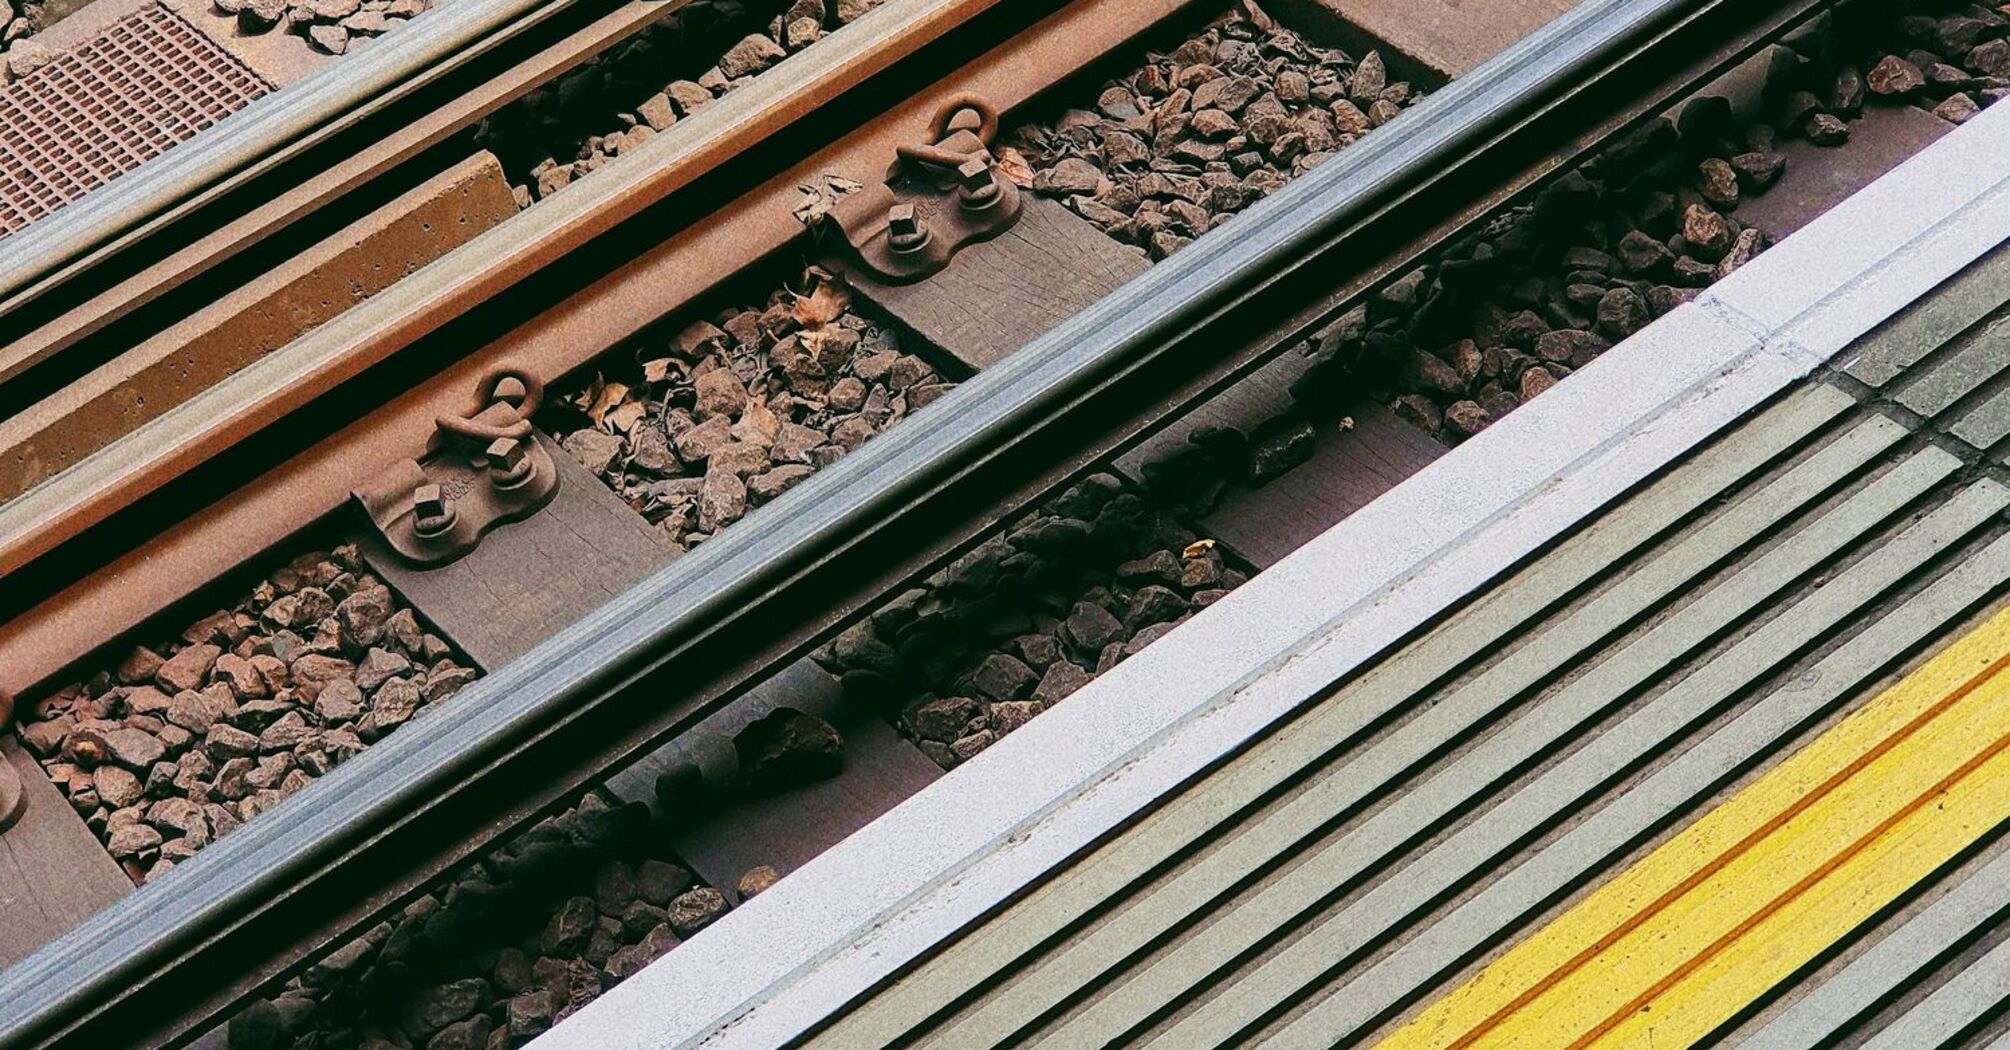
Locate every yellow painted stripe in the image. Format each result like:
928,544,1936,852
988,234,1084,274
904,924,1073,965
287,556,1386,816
1372,605,2010,1050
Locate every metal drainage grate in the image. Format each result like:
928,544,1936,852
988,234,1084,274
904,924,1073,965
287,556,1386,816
0,5,272,236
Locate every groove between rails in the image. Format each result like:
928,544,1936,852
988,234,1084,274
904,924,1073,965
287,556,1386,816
1373,604,2010,1049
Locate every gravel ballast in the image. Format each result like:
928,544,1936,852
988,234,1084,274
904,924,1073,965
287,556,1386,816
1334,0,2010,447
213,0,439,57
222,792,782,1050
1004,0,1423,261
0,0,49,80
814,473,1247,769
15,545,479,885
478,0,892,209
547,268,951,555
1123,0,2010,526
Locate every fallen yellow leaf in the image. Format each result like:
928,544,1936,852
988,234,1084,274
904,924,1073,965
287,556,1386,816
1182,539,1217,559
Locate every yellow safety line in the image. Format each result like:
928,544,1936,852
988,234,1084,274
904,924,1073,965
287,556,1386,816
1372,605,2010,1050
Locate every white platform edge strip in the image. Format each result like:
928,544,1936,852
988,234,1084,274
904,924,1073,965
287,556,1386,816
533,89,2010,1050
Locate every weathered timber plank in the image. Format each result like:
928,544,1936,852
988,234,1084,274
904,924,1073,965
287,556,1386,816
605,659,943,895
358,431,675,669
1266,0,1573,81
838,196,1149,373
0,737,130,970
1200,402,1446,568
1114,340,1446,568
1735,105,1953,241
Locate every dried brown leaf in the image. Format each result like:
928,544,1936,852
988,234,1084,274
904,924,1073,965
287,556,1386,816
604,400,648,435
793,278,851,329
794,188,833,227
587,381,631,431
641,358,674,384
997,147,1035,189
798,327,830,361
792,174,868,228
568,373,607,414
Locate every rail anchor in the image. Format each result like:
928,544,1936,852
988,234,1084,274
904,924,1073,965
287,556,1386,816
831,92,1024,283
352,370,561,566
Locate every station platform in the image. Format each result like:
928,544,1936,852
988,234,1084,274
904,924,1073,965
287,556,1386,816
533,70,2010,1050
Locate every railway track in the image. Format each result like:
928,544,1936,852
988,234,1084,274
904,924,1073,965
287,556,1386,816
0,0,2003,1046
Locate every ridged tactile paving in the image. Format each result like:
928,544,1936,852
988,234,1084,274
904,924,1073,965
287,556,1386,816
0,4,271,236
1373,603,2010,1049
1842,245,2010,459
805,248,2010,1050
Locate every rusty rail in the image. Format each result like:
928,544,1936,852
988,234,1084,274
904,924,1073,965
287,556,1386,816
0,0,1166,698
0,0,1828,1043
0,0,587,317
0,0,693,390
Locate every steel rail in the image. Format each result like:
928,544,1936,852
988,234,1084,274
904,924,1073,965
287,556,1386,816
0,0,1800,1045
0,0,1018,585
0,0,690,390
0,0,585,316
0,0,1156,701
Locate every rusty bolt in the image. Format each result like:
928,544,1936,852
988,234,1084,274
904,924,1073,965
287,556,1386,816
413,482,456,536
958,157,1001,210
887,202,930,254
488,436,533,488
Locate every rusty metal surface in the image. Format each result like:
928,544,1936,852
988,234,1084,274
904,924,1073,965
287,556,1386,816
358,425,673,668
0,151,519,505
0,0,588,326
0,0,1831,1044
0,0,1027,585
832,93,1027,283
0,0,1164,699
0,1,689,391
0,4,271,237
353,373,562,566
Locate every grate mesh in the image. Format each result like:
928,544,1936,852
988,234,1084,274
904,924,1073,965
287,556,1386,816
0,5,271,236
